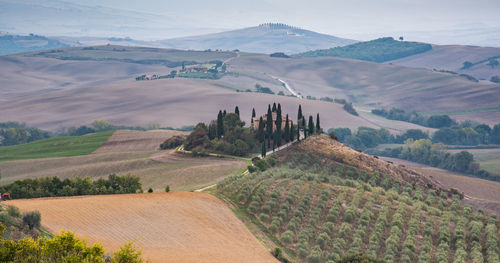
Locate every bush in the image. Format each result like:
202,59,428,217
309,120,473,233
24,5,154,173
22,210,41,230
7,206,20,218
280,230,294,244
165,185,170,192
147,188,153,193
160,135,185,149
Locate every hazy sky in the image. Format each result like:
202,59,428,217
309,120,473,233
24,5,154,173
78,0,500,39
1,0,499,45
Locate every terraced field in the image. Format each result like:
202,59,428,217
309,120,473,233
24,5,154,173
6,193,278,263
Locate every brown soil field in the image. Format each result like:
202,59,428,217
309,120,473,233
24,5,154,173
5,193,278,263
388,44,500,80
0,150,246,192
381,157,500,216
93,129,188,153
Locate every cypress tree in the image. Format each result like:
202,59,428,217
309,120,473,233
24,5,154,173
223,110,227,116
235,106,240,117
284,115,290,143
316,113,321,134
297,122,300,141
276,104,282,132
261,141,266,157
257,117,265,142
266,105,273,138
297,105,303,124
272,102,277,112
217,110,224,138
308,115,314,136
302,117,306,138
290,122,295,141
252,108,256,118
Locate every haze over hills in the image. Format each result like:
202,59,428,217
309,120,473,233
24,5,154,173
157,23,357,54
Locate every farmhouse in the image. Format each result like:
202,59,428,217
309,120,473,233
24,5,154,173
251,112,293,131
184,65,209,73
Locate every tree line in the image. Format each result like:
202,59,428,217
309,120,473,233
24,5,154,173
376,139,495,181
371,108,456,128
0,174,142,199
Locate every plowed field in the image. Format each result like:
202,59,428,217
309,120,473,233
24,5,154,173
6,193,278,263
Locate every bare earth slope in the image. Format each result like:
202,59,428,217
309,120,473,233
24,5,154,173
93,129,188,153
6,193,278,263
388,44,500,80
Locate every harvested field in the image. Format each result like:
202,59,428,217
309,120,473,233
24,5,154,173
93,129,188,153
0,151,247,192
5,193,278,263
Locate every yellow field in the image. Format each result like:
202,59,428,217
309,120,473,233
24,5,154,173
5,193,278,263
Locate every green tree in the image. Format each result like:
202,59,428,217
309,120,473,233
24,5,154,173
252,108,256,119
22,211,41,230
290,122,295,141
111,241,143,263
217,110,224,138
261,141,266,157
308,115,314,136
302,118,307,138
316,113,321,134
491,124,500,144
266,105,273,140
284,115,290,143
235,106,240,117
257,117,265,142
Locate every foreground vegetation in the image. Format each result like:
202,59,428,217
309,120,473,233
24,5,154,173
0,221,144,262
0,130,114,162
295,37,432,62
218,138,500,263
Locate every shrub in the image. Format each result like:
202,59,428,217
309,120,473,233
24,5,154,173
280,230,294,244
7,206,20,218
165,185,170,192
22,210,41,230
159,135,185,149
147,188,153,193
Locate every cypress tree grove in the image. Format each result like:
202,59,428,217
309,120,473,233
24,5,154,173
217,110,224,138
308,115,314,135
284,115,290,143
316,113,321,134
235,106,240,117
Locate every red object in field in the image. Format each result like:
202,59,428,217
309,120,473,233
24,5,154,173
1,193,11,200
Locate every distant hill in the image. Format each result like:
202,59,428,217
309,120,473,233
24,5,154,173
295,37,432,62
0,33,69,55
157,23,357,54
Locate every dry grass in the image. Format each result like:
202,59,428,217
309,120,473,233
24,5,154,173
93,129,188,153
5,193,278,263
0,151,246,192
278,135,437,187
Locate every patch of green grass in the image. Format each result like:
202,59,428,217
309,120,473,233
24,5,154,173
0,131,114,162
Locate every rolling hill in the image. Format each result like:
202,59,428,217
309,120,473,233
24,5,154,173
294,37,432,62
217,135,500,262
0,33,69,55
157,23,357,54
1,45,499,133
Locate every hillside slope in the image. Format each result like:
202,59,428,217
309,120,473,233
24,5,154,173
218,136,500,262
6,193,278,263
388,44,500,80
158,23,357,54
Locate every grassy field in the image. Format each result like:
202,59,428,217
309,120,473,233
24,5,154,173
0,131,114,162
6,193,278,263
